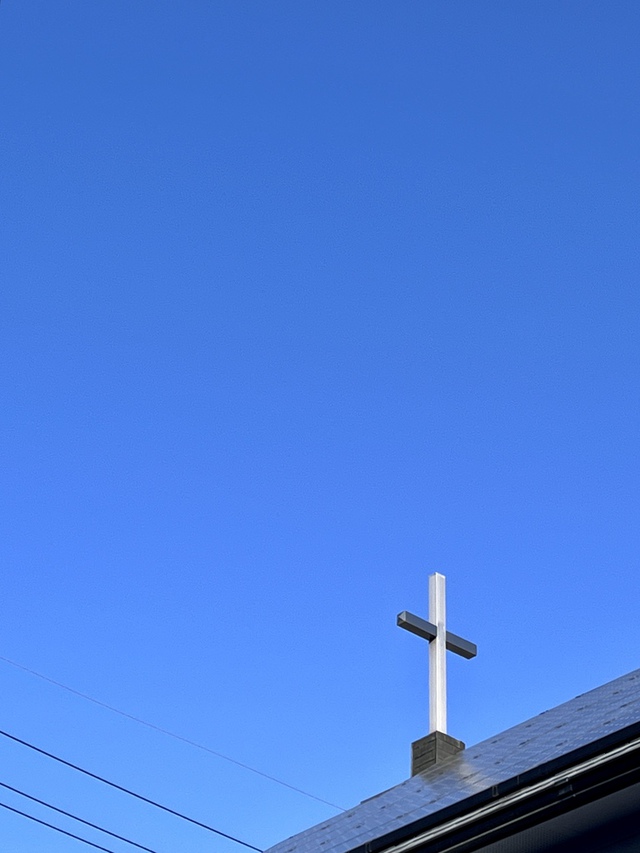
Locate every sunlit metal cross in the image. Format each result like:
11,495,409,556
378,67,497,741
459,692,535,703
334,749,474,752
397,572,477,735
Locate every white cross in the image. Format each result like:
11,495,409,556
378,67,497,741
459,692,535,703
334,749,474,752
397,572,477,735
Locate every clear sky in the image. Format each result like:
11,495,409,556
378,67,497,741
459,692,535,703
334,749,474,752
2,1,640,851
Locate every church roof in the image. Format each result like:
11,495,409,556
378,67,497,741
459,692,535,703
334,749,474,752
266,668,640,853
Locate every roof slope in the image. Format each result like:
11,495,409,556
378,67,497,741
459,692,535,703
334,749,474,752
267,669,640,853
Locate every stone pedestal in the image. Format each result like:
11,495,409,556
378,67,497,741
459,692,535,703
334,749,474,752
411,731,465,775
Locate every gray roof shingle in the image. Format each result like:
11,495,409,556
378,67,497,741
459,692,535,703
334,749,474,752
267,669,640,853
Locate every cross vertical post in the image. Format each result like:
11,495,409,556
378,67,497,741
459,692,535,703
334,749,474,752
429,572,447,734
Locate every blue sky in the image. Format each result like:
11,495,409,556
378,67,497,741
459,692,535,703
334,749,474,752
1,1,640,850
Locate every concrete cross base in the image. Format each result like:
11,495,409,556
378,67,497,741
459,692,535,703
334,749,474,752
411,731,465,775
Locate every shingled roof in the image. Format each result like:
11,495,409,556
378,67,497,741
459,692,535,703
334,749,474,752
267,668,640,853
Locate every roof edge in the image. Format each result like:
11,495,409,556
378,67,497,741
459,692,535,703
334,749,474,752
353,719,640,853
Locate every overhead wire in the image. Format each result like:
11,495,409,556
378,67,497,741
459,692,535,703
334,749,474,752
0,779,158,853
0,799,120,853
0,727,263,852
0,654,346,812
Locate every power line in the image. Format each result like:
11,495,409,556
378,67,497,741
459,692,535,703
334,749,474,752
0,728,263,853
0,654,345,812
0,779,158,853
0,799,120,853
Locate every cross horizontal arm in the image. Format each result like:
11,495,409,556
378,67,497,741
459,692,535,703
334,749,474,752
397,612,477,660
445,631,477,660
397,611,437,641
